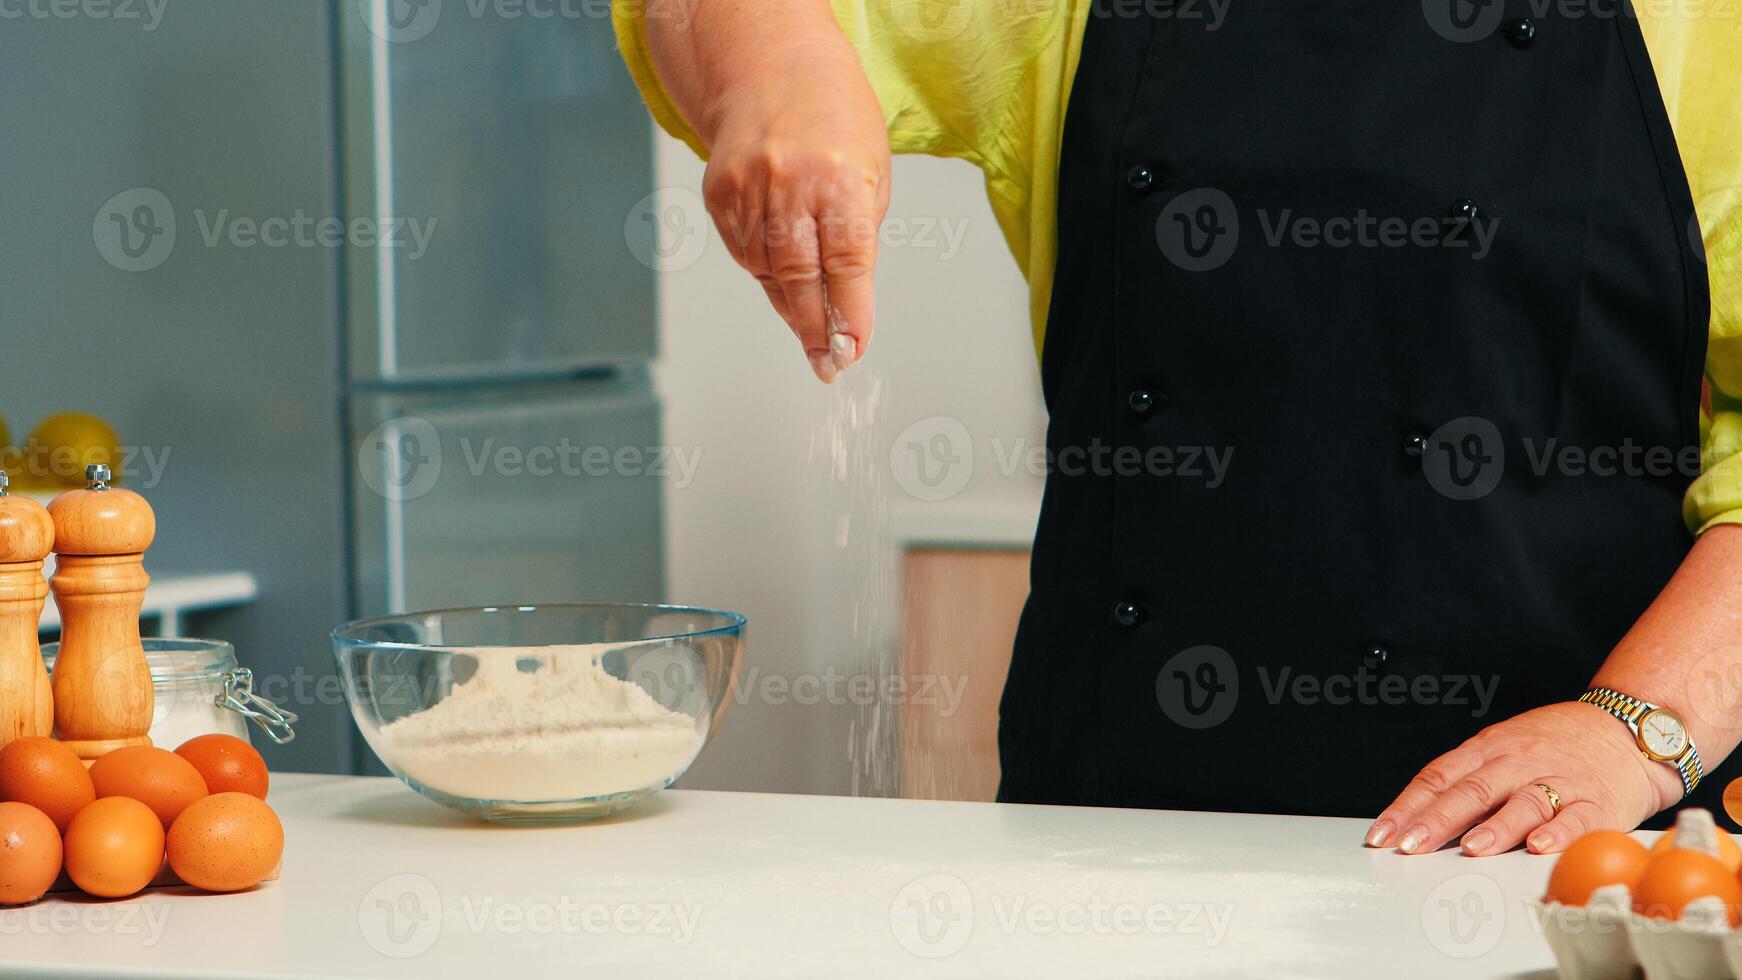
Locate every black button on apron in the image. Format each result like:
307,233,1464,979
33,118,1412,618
1128,389,1155,413
1403,432,1428,457
1449,198,1481,221
1112,601,1145,627
999,1,1713,821
1507,18,1538,48
1363,645,1390,670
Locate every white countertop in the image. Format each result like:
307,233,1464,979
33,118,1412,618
1,773,1570,979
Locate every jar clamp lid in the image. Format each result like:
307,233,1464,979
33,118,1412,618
42,638,298,744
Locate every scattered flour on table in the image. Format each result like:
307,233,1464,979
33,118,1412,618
375,645,704,801
726,852,1389,976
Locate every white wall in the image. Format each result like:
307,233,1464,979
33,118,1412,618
650,138,1048,796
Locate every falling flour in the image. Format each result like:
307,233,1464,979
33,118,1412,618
374,645,705,801
810,374,902,796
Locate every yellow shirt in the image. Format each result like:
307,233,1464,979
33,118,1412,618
614,1,1742,533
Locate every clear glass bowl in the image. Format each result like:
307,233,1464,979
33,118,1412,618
332,604,745,825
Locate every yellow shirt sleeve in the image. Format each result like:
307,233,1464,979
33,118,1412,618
1640,10,1742,534
610,0,1090,354
616,3,1742,536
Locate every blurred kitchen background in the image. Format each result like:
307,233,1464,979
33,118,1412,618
0,0,1044,797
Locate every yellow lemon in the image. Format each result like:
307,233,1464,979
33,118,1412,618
22,412,122,488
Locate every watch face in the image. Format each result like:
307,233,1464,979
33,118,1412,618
1638,708,1689,761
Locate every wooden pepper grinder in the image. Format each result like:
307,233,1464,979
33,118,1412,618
48,464,156,761
0,472,56,749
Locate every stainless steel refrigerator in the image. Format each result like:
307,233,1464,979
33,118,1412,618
2,0,662,776
338,4,666,621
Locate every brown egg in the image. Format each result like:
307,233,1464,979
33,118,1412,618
0,736,96,833
1544,830,1652,906
90,746,208,829
1651,826,1742,873
1634,849,1742,925
175,734,269,800
167,792,283,893
0,802,63,906
63,797,164,899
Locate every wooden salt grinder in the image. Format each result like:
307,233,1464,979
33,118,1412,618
48,464,156,761
0,472,56,749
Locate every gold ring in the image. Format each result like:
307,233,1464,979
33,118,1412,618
1536,783,1563,815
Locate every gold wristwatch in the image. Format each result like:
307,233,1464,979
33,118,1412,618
1579,687,1704,797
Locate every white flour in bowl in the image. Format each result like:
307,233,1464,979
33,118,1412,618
374,645,706,801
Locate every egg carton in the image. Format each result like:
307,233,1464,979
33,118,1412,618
1534,810,1741,980
1529,891,1742,979
1532,891,1734,979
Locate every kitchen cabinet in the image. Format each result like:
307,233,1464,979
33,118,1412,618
899,548,1027,802
0,0,352,777
893,498,1038,802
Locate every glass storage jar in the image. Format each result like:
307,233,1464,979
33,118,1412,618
42,638,296,749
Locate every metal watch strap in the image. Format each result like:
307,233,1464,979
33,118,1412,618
1579,687,1703,797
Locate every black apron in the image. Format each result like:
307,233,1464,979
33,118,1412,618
998,0,1716,821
